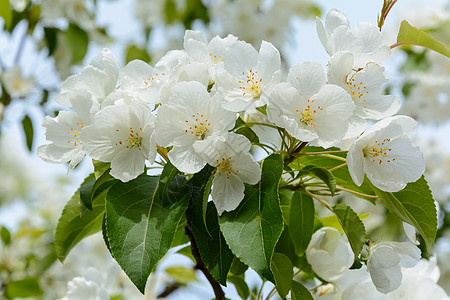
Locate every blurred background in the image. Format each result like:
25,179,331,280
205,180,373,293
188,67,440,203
0,0,449,299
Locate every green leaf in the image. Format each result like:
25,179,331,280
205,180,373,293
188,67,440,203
202,173,214,234
319,213,370,234
93,160,110,179
397,20,450,58
333,203,366,258
0,0,12,30
288,192,314,256
21,115,33,151
0,225,11,246
372,176,437,252
187,165,233,285
290,280,313,300
177,245,195,262
219,154,284,282
235,127,259,143
5,277,43,298
170,217,189,248
165,266,198,284
298,165,336,196
125,44,151,63
55,173,105,261
227,274,250,300
64,23,88,63
80,177,95,210
105,163,191,293
270,253,293,299
44,27,58,56
229,257,248,276
91,169,117,204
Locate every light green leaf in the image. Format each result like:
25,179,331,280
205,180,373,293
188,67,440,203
65,23,88,63
333,203,366,258
125,44,151,63
93,160,111,179
397,20,450,58
288,192,314,256
219,154,284,282
105,162,191,293
235,127,259,143
227,274,250,300
5,278,43,298
270,253,293,299
372,176,437,252
54,173,104,261
165,266,198,284
0,225,11,246
291,280,313,300
0,0,12,30
319,213,370,234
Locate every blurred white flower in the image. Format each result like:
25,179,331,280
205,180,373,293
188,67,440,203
1,65,36,98
80,102,157,182
367,241,421,293
267,62,354,148
194,132,261,215
154,81,236,173
347,116,425,192
306,227,354,282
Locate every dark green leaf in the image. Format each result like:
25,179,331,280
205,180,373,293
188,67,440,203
229,257,248,276
397,20,450,58
125,45,151,63
21,115,33,151
0,225,11,246
219,154,284,282
228,274,250,300
333,203,366,258
235,127,259,143
291,280,313,300
80,177,95,210
202,174,214,234
288,192,314,256
44,27,58,56
65,23,88,63
5,278,43,298
0,0,12,30
105,162,191,293
298,165,336,196
270,253,293,299
55,173,105,261
93,160,110,179
372,176,437,252
91,169,117,203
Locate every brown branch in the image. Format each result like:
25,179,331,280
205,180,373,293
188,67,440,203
185,217,226,300
157,283,181,298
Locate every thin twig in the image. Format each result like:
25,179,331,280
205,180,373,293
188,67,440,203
336,187,379,199
157,283,181,298
295,150,347,156
305,190,333,213
185,217,226,300
328,162,347,172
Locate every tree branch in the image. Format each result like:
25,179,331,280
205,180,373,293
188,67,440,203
185,218,226,300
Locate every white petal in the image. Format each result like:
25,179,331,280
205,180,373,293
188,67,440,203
287,62,326,99
110,148,146,182
169,136,206,174
37,144,80,164
211,172,245,215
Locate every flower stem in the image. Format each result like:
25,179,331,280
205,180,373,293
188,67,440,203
336,186,379,199
328,162,347,172
185,216,225,300
305,190,333,213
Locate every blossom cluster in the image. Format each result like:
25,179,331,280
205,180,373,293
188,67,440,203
37,9,433,296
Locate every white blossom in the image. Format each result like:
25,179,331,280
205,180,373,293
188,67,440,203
154,81,236,173
306,227,354,282
80,102,157,182
55,48,120,106
267,62,354,148
37,90,99,171
215,40,281,112
367,241,421,294
347,116,425,192
1,65,36,98
193,132,261,215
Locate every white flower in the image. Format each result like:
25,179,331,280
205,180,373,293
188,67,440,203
58,267,112,300
316,9,390,67
37,90,99,171
55,49,120,106
306,227,354,282
215,40,281,112
267,62,355,148
347,115,425,192
80,102,157,182
154,81,236,173
328,52,401,121
367,241,421,294
1,65,35,98
183,30,238,82
193,133,261,215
